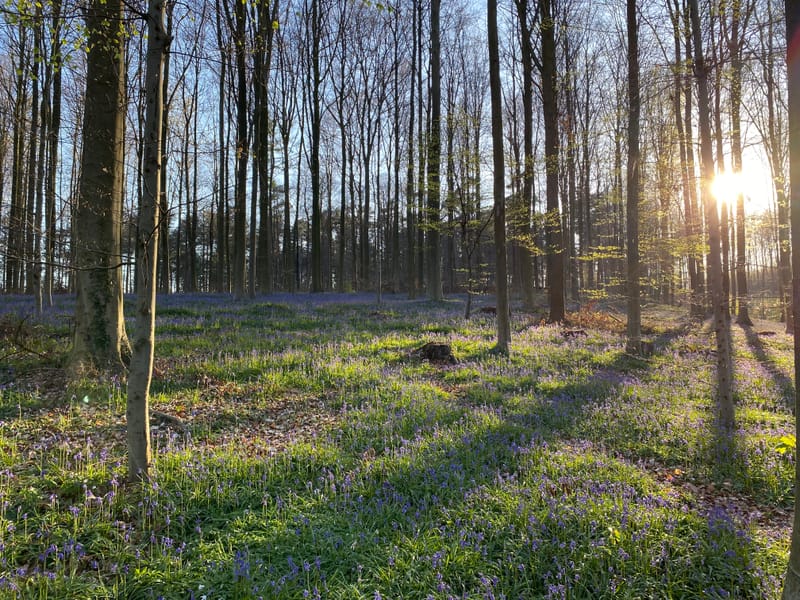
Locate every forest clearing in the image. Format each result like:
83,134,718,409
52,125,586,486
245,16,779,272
0,293,792,598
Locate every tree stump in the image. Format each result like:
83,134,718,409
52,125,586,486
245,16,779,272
413,342,457,364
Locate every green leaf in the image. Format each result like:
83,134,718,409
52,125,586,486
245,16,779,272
775,434,796,455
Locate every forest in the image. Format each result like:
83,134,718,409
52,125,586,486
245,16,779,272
3,0,800,597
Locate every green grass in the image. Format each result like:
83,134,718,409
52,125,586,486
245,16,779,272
0,293,791,598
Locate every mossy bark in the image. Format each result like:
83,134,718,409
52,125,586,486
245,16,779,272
70,0,129,376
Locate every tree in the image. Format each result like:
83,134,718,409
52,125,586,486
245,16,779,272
512,0,537,311
307,0,324,292
688,0,734,434
539,0,564,322
70,0,130,374
488,0,510,353
782,0,800,595
226,0,249,299
625,0,641,353
254,0,279,295
722,0,755,325
128,0,169,482
44,0,63,308
427,0,443,301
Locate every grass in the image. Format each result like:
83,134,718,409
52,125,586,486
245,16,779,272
0,292,792,598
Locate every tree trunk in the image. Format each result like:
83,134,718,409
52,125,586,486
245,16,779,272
7,25,28,293
727,1,753,325
229,0,248,299
44,0,62,307
541,0,564,322
515,0,537,311
128,0,169,482
763,0,791,332
783,0,800,595
308,0,323,293
158,7,172,294
426,0,442,301
689,0,735,434
488,0,510,353
406,0,418,298
70,0,130,375
214,0,227,293
626,0,642,353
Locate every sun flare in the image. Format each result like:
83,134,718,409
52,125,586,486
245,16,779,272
710,166,775,216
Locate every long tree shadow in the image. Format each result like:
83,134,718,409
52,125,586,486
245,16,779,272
740,322,795,407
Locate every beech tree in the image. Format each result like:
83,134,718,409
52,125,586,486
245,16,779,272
70,0,130,374
626,0,641,353
689,0,734,434
427,0,443,301
488,0,510,352
128,0,170,482
783,0,800,595
539,0,565,322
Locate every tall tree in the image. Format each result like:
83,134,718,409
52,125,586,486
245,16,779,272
488,0,510,352
70,0,130,374
406,0,418,298
539,0,564,322
689,0,734,434
513,0,537,311
44,0,63,308
626,0,641,353
128,0,169,482
308,0,324,292
427,0,443,300
722,0,754,325
227,0,249,299
254,0,279,294
782,0,800,596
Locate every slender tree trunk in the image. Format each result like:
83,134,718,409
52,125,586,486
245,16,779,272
426,0,442,300
728,2,753,325
227,0,248,299
407,0,418,298
541,0,564,322
158,8,172,294
515,0,537,310
128,0,169,482
626,0,642,353
689,0,735,433
45,0,62,307
783,0,800,595
7,25,28,293
763,0,791,331
416,0,426,294
488,0,510,352
214,0,228,293
309,0,323,293
392,15,401,294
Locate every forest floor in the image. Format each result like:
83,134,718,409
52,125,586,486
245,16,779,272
0,292,794,598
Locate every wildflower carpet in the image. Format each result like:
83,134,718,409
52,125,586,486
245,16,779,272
0,293,792,598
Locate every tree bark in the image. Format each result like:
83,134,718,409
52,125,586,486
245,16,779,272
128,0,169,482
425,0,442,300
229,0,248,299
689,0,735,434
514,0,537,311
783,0,800,595
489,0,510,353
70,0,130,375
727,0,754,325
626,0,642,353
541,0,564,322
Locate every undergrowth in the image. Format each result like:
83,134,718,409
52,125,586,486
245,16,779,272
0,292,791,598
